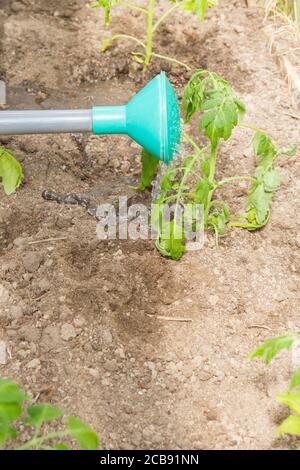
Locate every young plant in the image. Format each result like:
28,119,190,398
0,378,99,450
249,333,300,444
0,147,23,195
92,0,217,70
137,69,297,260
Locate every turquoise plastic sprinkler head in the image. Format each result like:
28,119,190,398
0,72,180,164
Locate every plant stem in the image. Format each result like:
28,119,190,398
173,153,199,233
153,3,181,32
152,53,191,70
119,1,148,14
204,144,218,224
173,146,207,224
102,34,146,51
144,0,156,69
182,132,203,154
216,175,256,187
17,431,69,450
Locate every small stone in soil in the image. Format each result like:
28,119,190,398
60,323,76,341
26,358,41,369
0,341,7,365
18,325,41,343
22,251,43,273
0,284,10,304
11,1,25,13
32,278,51,295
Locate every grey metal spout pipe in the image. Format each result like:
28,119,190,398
0,109,92,134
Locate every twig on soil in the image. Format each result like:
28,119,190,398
147,314,193,322
247,324,272,331
27,237,67,245
282,111,300,119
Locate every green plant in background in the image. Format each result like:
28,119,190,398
0,147,23,195
137,69,297,260
92,0,217,70
0,378,99,450
249,333,300,443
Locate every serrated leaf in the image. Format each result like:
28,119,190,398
67,416,99,450
0,148,23,195
248,334,296,364
133,150,159,191
183,70,245,145
252,131,276,158
25,404,63,427
263,169,281,192
277,392,300,415
277,416,300,437
290,369,300,390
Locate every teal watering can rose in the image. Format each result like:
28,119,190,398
0,72,180,164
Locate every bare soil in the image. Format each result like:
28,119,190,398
0,0,299,450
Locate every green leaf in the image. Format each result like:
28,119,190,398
54,443,71,450
155,220,186,261
207,201,230,237
25,404,63,427
234,97,246,119
91,0,119,25
248,334,297,364
202,97,238,147
276,416,300,437
263,169,280,192
0,379,28,404
290,369,300,390
181,0,218,22
183,70,244,146
182,71,205,122
67,416,99,450
201,158,210,177
279,144,297,156
248,183,271,225
195,177,211,206
0,422,17,447
277,392,300,416
0,379,27,447
133,150,159,191
0,148,23,195
253,131,276,158
0,403,22,422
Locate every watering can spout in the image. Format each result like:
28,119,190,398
92,71,180,163
0,72,180,163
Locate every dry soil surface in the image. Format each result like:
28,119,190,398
0,0,299,450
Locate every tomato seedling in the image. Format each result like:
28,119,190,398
0,378,99,450
249,333,300,445
92,0,217,70
137,69,297,260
